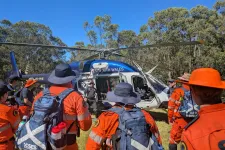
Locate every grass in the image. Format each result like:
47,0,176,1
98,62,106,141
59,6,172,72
77,109,171,150
77,130,91,150
148,108,171,150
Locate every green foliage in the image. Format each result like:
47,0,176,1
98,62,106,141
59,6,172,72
138,2,225,81
0,20,66,80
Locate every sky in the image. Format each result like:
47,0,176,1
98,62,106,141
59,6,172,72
0,0,217,47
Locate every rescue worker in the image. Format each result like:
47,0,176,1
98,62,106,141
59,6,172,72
19,79,37,117
168,73,192,150
167,79,176,97
84,81,96,100
86,82,162,150
84,81,98,115
32,64,92,150
180,68,225,150
6,74,20,107
0,81,21,150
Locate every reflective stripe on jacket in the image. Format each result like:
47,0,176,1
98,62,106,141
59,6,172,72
0,104,20,142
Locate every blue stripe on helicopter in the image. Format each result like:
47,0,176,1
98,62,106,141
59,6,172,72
69,60,139,73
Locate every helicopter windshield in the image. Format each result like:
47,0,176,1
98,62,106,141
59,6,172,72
146,75,167,93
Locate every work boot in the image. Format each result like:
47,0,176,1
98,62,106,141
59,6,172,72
169,144,177,150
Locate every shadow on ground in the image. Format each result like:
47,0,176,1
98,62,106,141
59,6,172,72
146,109,169,123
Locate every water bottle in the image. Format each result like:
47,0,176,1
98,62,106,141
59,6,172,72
51,126,61,140
18,115,28,129
58,122,67,135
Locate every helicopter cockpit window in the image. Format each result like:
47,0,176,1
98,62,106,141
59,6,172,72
132,76,145,92
147,77,167,93
132,76,155,100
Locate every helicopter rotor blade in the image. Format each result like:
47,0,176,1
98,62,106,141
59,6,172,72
110,52,124,57
83,51,124,60
21,73,50,84
0,41,204,55
83,53,100,60
0,42,101,52
109,41,204,53
110,53,172,71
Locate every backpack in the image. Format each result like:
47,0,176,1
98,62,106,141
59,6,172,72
178,87,200,118
15,88,74,150
109,107,164,150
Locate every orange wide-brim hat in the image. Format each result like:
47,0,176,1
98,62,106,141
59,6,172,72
182,68,225,89
175,72,190,84
177,72,191,82
25,79,37,88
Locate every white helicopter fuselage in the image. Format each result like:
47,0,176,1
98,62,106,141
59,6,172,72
75,70,169,109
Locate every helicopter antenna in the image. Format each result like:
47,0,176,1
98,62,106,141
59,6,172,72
133,61,142,71
146,65,158,74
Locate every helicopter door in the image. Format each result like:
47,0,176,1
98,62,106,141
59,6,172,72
119,72,127,83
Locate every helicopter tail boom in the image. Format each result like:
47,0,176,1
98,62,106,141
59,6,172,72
9,51,50,83
10,51,21,78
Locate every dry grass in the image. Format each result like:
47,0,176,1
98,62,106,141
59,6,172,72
77,109,171,150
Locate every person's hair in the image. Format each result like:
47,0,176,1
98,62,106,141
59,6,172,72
0,88,8,98
8,76,20,84
115,102,125,106
191,85,222,104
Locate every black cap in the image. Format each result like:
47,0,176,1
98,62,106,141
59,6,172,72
168,79,175,83
9,74,20,80
0,81,10,93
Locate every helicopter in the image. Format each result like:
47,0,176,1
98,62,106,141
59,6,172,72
0,41,203,113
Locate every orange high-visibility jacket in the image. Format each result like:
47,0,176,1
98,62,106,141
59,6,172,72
0,104,20,142
168,86,190,123
181,103,225,150
86,107,162,150
32,86,92,150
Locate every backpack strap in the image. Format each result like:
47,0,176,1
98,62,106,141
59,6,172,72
109,107,125,115
7,84,14,91
57,88,74,104
184,115,199,130
57,88,76,133
109,107,126,130
43,88,50,95
181,87,188,92
109,107,142,118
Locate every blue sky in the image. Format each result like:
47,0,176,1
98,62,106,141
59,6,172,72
0,0,216,46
